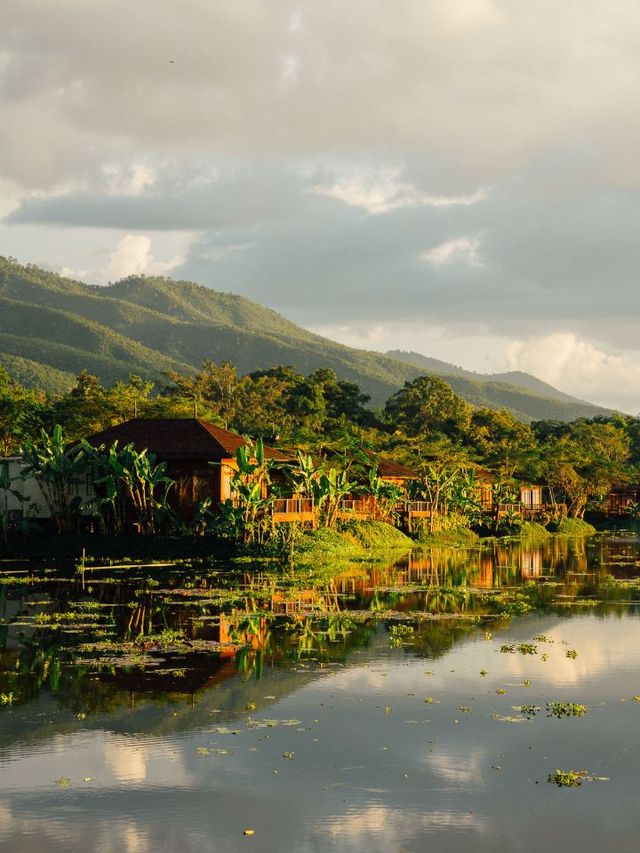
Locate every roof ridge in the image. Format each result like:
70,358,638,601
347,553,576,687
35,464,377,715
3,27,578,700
193,418,234,456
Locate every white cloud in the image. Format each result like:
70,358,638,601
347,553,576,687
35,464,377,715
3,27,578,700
422,236,484,267
500,332,640,412
105,235,184,281
102,163,157,197
314,173,485,214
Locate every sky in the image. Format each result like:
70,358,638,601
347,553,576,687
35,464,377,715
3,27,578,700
2,0,640,412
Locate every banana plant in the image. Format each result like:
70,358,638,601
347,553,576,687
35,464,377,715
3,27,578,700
313,467,354,528
0,459,25,543
217,437,276,543
362,468,404,524
81,440,175,534
20,425,85,533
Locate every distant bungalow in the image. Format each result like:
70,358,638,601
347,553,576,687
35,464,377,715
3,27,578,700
1,417,552,532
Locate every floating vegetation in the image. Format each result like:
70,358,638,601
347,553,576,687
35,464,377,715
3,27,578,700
566,649,578,659
500,643,538,655
517,705,540,718
547,769,587,787
546,702,588,718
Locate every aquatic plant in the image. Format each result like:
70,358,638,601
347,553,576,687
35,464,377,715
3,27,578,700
546,702,588,718
547,769,586,787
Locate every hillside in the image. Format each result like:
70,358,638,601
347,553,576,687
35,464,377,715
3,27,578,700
0,257,614,422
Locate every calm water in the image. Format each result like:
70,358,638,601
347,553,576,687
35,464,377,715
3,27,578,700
2,533,640,851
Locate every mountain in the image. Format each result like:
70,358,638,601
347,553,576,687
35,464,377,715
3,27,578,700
387,350,585,402
0,257,614,422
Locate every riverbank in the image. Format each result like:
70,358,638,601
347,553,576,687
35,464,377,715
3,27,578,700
0,515,602,565
293,521,413,564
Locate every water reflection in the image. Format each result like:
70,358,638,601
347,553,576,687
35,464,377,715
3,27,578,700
2,534,640,851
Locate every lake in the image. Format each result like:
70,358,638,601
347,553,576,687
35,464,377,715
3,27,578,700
2,532,640,851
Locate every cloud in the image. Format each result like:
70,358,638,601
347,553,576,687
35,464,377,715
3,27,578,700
314,171,485,214
105,235,184,280
2,0,640,410
500,333,640,413
422,236,484,267
4,1,640,191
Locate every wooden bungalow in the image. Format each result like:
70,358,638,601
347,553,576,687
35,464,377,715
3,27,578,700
83,418,313,522
471,468,495,511
604,486,639,516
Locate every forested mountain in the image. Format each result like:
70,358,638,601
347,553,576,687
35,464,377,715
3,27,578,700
0,257,613,422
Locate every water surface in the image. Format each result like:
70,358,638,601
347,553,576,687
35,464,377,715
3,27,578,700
2,532,640,851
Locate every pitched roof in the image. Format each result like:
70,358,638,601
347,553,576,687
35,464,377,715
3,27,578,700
83,418,291,462
377,458,420,480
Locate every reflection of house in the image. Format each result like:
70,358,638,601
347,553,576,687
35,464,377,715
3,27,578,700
520,548,543,578
84,418,300,521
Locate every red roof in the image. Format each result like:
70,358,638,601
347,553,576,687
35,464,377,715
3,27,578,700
377,458,420,480
83,419,291,462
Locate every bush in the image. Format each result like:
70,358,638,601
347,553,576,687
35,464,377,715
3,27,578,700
293,521,413,564
520,521,550,542
415,513,480,547
342,520,413,550
554,517,597,536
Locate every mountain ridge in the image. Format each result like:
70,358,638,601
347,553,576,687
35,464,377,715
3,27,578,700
0,257,614,422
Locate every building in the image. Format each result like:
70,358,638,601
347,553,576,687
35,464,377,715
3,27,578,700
0,457,51,522
83,418,305,521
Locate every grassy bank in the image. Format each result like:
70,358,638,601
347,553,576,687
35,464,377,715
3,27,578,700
293,521,413,564
519,521,551,542
415,513,480,547
553,517,597,536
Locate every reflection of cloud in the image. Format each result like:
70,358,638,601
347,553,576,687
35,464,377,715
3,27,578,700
321,804,485,848
500,618,633,687
426,748,486,786
122,823,151,853
103,739,147,783
0,800,152,853
0,802,12,834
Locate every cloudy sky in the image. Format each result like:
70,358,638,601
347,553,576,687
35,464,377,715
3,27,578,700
2,0,640,411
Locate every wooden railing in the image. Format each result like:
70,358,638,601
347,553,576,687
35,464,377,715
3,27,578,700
339,498,371,515
271,497,315,516
401,500,432,516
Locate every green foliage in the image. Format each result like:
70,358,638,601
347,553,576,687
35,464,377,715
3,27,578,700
385,374,472,438
554,517,597,536
547,769,586,787
341,520,413,550
519,521,550,542
82,439,174,535
20,424,85,533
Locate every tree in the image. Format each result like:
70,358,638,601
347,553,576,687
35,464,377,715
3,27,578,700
385,375,472,439
20,425,85,534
